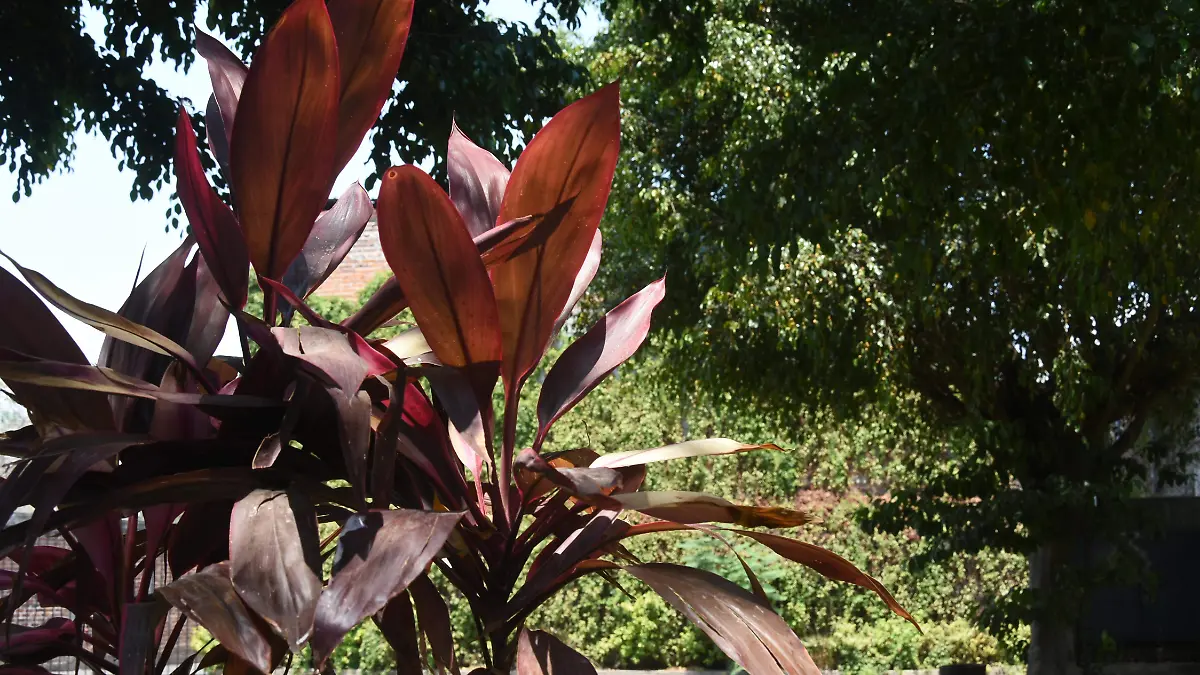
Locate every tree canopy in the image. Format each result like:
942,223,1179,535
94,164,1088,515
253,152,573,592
589,0,1200,653
0,0,585,203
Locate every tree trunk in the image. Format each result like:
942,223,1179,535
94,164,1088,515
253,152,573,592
1028,538,1079,675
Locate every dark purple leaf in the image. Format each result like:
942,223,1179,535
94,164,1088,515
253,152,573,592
158,562,272,674
625,563,821,675
206,95,232,179
374,592,421,675
448,121,509,238
407,574,456,672
195,30,246,148
611,491,808,529
549,229,602,340
229,490,322,651
535,277,665,448
516,629,597,675
168,502,232,578
369,383,403,507
272,326,369,396
335,390,372,504
281,183,373,303
175,108,249,310
310,509,461,667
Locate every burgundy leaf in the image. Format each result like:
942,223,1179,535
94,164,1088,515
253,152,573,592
448,121,510,238
310,509,462,667
229,490,322,650
335,390,372,505
492,82,621,397
327,0,414,175
407,574,456,672
158,562,272,674
377,164,502,409
196,30,247,147
424,366,490,492
516,629,597,675
535,277,665,448
374,592,421,675
280,182,373,301
0,266,112,430
175,108,249,309
231,0,339,283
343,214,538,337
369,384,402,507
625,563,821,675
514,449,623,506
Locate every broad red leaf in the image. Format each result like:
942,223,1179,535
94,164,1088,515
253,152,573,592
343,214,538,337
0,266,112,430
536,277,665,447
158,562,272,674
229,490,322,650
448,121,509,237
726,530,919,629
492,82,621,394
377,165,502,405
310,509,462,667
335,390,372,504
424,366,490,489
626,563,821,675
514,449,622,506
611,491,808,529
175,108,249,309
592,438,782,469
516,629,597,675
327,0,414,175
281,182,373,301
231,0,339,281
196,30,247,147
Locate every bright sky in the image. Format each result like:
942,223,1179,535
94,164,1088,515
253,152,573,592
0,0,602,364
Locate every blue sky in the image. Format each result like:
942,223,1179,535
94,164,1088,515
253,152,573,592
0,0,602,363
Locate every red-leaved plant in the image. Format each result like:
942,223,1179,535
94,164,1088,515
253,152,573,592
0,1,917,673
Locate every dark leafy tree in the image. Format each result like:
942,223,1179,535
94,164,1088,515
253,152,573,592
0,0,586,205
588,1,1200,669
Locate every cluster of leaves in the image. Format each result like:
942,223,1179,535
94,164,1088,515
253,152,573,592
0,1,918,674
1,0,587,204
586,0,1200,647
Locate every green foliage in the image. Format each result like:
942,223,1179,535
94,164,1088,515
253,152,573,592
586,0,1200,643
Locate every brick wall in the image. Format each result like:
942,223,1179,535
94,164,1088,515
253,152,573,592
318,215,389,302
